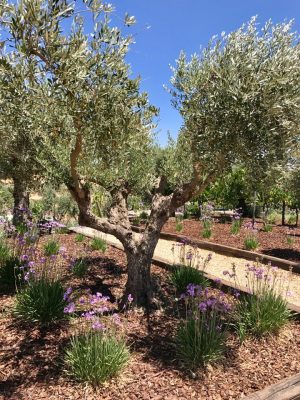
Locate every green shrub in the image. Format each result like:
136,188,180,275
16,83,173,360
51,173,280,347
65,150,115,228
244,233,259,250
139,211,148,221
175,285,229,368
235,291,291,340
287,214,296,225
44,239,60,256
15,278,67,324
266,213,278,225
202,218,212,239
286,235,294,246
262,223,273,232
175,217,183,232
0,256,22,288
230,219,242,235
72,258,88,278
0,239,10,264
65,331,129,385
75,233,85,243
170,265,209,295
90,238,107,253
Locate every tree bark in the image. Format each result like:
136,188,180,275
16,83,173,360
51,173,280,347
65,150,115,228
252,191,257,227
282,200,286,226
12,176,30,226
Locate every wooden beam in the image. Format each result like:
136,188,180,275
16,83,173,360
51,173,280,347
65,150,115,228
243,373,300,400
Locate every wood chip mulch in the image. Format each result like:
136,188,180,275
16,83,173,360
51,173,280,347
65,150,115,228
0,233,300,400
162,218,300,262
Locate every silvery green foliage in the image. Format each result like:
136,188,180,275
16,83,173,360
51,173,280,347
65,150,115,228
170,18,300,179
0,53,42,188
0,0,158,194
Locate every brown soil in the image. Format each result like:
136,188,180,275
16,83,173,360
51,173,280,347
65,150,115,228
161,219,300,262
1,233,300,400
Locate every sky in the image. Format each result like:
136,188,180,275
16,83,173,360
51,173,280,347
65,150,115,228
106,1,300,145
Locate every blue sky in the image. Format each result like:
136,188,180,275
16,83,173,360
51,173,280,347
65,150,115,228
109,1,300,145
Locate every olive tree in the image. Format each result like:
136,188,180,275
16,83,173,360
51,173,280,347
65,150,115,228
1,3,300,306
0,54,43,224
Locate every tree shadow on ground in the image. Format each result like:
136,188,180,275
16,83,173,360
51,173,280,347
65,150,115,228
261,248,300,263
0,320,69,399
126,310,239,380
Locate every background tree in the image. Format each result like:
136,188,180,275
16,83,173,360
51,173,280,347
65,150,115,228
1,3,300,306
0,55,44,224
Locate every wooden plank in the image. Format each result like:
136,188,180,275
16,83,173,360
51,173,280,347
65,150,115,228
243,373,300,400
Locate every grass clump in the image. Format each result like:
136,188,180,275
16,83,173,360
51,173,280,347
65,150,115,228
244,233,259,250
44,239,60,256
75,233,85,243
65,332,129,385
201,218,212,239
170,264,209,295
233,263,291,341
72,258,88,278
176,284,230,369
175,216,183,232
15,278,67,324
90,237,107,253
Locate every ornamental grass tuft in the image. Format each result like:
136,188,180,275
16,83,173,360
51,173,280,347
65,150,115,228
72,258,88,278
170,264,209,295
15,278,67,324
90,237,107,253
44,238,60,256
65,331,129,385
231,263,291,341
176,284,230,369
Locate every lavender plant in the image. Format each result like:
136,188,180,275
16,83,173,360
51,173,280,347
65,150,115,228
230,210,242,235
229,263,291,340
243,222,259,250
170,252,212,295
64,291,131,385
176,284,230,368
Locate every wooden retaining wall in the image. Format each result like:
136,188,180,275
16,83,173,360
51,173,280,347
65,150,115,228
132,226,300,274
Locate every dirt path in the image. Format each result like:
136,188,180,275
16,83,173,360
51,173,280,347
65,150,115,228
70,226,300,309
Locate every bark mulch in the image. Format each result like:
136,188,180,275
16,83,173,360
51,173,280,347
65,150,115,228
1,233,300,400
161,218,300,262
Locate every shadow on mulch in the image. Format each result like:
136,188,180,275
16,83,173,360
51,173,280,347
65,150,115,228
261,248,300,263
0,321,69,399
127,311,239,380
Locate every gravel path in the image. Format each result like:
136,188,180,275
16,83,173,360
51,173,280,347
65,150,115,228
70,226,300,309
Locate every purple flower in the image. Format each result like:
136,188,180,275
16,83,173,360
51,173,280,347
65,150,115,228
92,321,105,331
20,254,29,261
214,278,222,285
63,287,73,301
199,302,207,312
127,294,133,303
28,261,35,268
64,302,75,314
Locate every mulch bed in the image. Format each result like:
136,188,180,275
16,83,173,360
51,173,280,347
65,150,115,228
1,233,300,400
161,218,300,262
